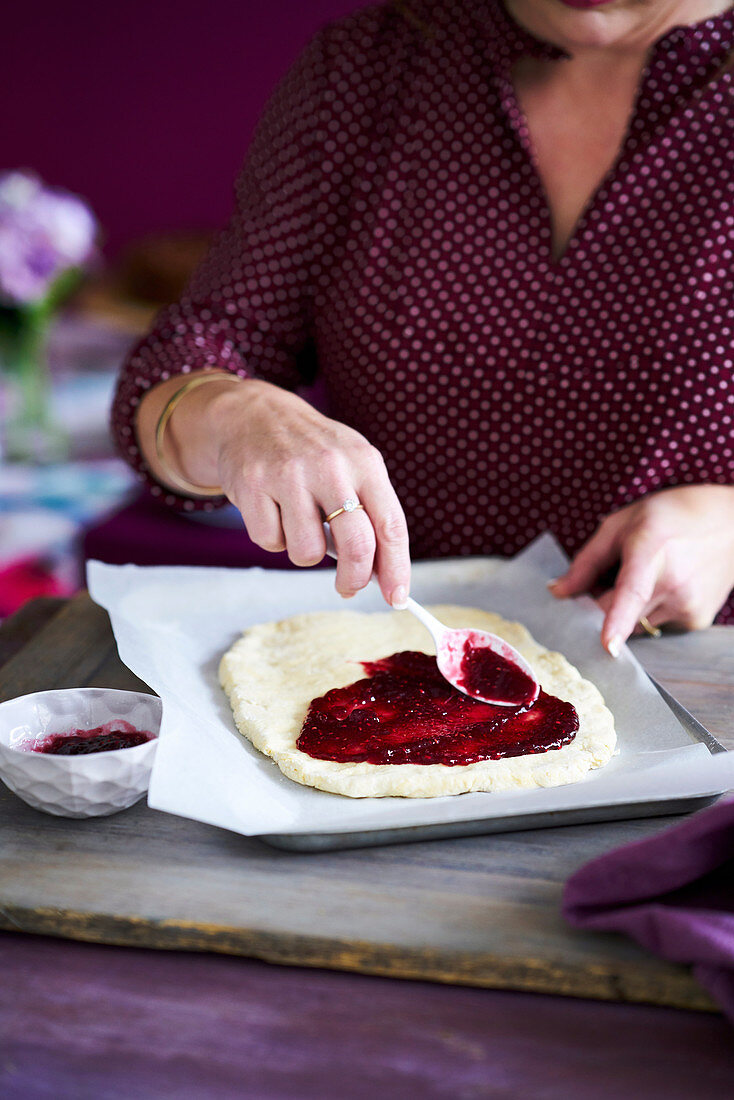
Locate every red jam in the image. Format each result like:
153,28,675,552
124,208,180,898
27,720,155,756
456,638,537,707
297,651,578,766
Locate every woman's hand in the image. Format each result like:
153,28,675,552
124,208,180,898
549,485,734,654
138,373,411,607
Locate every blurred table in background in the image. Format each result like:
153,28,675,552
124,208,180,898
0,312,139,617
0,232,235,615
46,312,142,459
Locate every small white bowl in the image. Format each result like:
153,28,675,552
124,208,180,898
0,688,161,818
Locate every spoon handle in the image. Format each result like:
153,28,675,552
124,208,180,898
322,523,441,638
402,596,445,646
322,522,338,560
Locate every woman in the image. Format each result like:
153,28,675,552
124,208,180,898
112,0,734,653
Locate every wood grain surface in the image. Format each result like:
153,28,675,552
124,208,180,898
0,595,731,1013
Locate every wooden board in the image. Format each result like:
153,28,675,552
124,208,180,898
0,594,731,1012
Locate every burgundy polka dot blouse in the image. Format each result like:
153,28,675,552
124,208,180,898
111,0,734,617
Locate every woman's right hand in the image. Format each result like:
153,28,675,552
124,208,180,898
139,373,411,607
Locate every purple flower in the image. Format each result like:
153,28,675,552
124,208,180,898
0,171,98,307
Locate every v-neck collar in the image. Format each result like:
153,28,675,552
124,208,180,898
472,0,734,70
467,0,734,267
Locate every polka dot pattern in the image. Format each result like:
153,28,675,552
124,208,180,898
112,0,734,619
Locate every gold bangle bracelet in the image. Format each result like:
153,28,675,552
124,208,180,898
154,372,243,497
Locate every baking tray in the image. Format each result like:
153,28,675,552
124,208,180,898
261,679,727,851
88,541,734,849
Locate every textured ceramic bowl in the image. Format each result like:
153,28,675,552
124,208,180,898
0,688,160,818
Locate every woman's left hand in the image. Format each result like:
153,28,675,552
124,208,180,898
549,485,734,655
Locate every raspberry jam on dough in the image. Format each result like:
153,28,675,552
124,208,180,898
297,651,578,766
27,720,155,756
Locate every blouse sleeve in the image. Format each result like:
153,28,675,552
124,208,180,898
110,28,331,510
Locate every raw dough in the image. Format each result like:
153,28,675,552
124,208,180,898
219,606,616,798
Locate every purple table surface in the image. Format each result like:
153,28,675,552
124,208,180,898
3,932,733,1099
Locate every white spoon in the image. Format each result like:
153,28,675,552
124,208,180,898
400,597,540,708
322,524,540,708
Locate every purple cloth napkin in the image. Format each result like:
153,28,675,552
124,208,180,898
563,796,734,1023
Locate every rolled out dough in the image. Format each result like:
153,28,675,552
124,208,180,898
219,606,616,798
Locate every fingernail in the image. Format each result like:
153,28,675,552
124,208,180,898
391,586,408,610
547,577,560,590
607,635,622,658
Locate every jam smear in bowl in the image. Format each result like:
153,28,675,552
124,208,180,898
28,720,155,756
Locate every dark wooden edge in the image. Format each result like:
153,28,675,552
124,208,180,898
0,597,66,666
0,905,716,1014
0,592,152,701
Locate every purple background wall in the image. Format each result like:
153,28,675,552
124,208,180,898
6,1,365,254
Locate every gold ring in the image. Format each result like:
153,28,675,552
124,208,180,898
639,616,662,638
325,498,365,523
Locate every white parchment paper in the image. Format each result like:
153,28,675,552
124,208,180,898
87,535,734,837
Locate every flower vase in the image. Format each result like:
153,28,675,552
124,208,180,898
0,306,68,464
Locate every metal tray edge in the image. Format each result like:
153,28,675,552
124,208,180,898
261,793,723,851
260,681,727,852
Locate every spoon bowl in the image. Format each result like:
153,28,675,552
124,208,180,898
403,599,540,708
